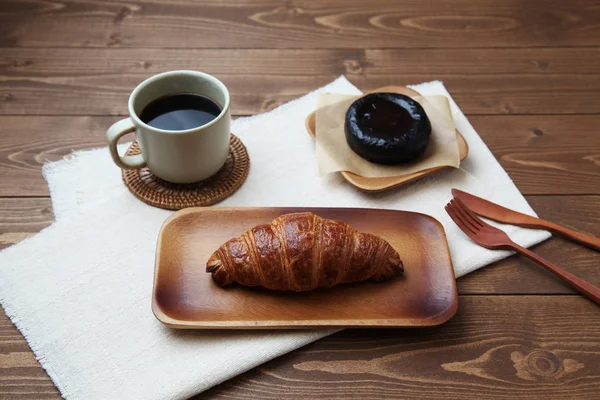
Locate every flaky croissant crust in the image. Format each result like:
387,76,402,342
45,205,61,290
206,212,403,292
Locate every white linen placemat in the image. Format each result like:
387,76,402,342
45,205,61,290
0,76,550,400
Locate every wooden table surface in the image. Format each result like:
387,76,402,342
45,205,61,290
1,0,600,398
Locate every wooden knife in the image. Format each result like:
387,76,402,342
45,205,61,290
451,188,600,252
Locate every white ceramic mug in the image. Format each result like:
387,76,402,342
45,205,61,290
107,70,231,183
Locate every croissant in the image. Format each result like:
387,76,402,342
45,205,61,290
206,212,403,292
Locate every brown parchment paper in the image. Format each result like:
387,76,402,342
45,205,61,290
315,93,460,177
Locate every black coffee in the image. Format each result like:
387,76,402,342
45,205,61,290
140,93,222,131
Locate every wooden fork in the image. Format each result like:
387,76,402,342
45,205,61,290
446,198,600,305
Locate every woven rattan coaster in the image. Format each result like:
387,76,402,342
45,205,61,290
122,134,249,210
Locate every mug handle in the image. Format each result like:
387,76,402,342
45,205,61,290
106,118,146,169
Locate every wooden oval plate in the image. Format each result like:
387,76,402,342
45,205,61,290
306,86,469,192
152,207,458,329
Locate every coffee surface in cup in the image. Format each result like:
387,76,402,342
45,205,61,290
140,93,222,131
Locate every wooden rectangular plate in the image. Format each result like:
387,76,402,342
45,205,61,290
152,207,458,329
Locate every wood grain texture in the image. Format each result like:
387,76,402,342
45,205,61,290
0,198,597,296
0,117,109,196
452,188,600,251
200,295,600,399
0,309,61,400
1,115,599,197
0,199,53,250
0,204,598,396
3,48,600,77
457,196,600,295
447,198,600,305
2,0,600,49
470,115,600,195
1,0,600,397
458,196,599,296
3,296,599,400
2,48,600,115
457,240,600,295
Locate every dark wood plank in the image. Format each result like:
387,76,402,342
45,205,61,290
0,308,61,400
0,117,108,196
2,48,600,115
1,115,599,196
2,296,599,400
0,197,598,296
0,199,54,251
199,296,600,399
6,74,600,116
3,48,600,76
529,196,600,232
469,115,600,195
457,236,600,295
2,0,600,49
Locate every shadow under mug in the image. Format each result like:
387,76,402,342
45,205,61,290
106,70,231,184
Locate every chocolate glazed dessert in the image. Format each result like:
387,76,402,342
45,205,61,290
345,93,432,165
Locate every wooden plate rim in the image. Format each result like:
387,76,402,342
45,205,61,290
151,207,459,329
